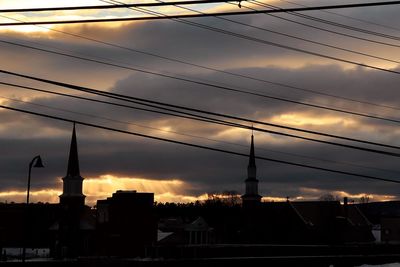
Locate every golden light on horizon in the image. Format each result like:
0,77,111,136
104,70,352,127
270,113,356,127
0,178,396,206
0,174,208,205
0,189,61,203
262,196,302,202
298,187,397,202
83,174,199,204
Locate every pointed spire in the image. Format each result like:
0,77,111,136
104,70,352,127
242,133,261,208
248,134,256,168
66,122,80,177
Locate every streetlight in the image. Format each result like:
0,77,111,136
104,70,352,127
22,155,44,262
26,156,44,205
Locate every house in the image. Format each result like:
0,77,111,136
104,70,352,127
358,201,400,243
158,216,214,245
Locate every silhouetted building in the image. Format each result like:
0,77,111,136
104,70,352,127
241,134,262,209
1,125,155,260
52,124,95,258
59,123,85,208
288,200,374,243
358,201,400,243
0,203,59,252
0,127,383,261
381,216,400,243
158,216,215,245
358,201,400,224
96,190,157,256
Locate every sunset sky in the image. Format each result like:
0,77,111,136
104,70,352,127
1,0,400,206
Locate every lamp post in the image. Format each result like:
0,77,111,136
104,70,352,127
22,155,44,262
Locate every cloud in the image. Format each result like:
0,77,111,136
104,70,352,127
1,1,400,204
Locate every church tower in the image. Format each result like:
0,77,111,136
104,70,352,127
241,134,262,208
59,123,85,207
56,124,91,258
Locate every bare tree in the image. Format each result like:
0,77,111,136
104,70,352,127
319,193,338,201
359,194,370,204
204,190,241,206
222,190,241,206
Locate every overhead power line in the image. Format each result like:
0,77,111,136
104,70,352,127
112,0,400,101
251,0,400,49
280,0,400,32
3,39,400,126
291,12,400,42
278,0,400,34
220,8,400,65
0,94,235,141
2,91,400,176
6,12,399,78
0,0,236,13
260,2,400,42
4,2,400,122
1,1,400,25
156,0,400,65
0,81,238,127
145,0,400,66
3,71,400,157
1,103,400,184
2,13,400,112
3,1,400,153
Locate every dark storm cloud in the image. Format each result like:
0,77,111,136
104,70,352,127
2,1,400,201
2,63,400,199
1,116,398,199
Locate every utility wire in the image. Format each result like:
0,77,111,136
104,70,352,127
221,8,400,64
293,13,400,42
0,94,235,138
251,0,400,49
2,13,400,113
3,4,399,115
279,0,400,34
3,6,400,152
2,90,399,176
268,1,400,42
5,79,400,159
12,8,397,78
0,81,240,128
3,39,400,126
2,1,400,25
154,0,400,65
0,0,237,13
3,71,400,156
1,103,400,184
1,0,399,14
105,0,400,111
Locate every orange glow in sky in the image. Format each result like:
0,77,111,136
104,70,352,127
0,174,207,205
0,175,396,206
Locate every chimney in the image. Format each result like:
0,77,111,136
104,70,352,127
343,197,348,218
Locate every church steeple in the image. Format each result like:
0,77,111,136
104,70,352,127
242,134,262,208
67,123,80,177
247,134,256,179
60,123,85,207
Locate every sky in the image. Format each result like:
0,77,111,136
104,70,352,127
1,0,400,206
